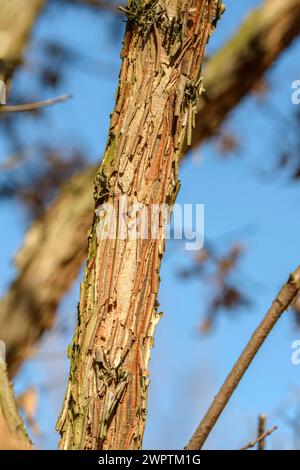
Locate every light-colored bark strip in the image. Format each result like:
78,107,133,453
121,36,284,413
240,424,277,451
2,0,300,378
57,0,218,450
186,265,300,450
0,93,72,113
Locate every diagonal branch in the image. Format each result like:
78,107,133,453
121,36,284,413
240,424,277,451
0,94,72,113
186,265,300,450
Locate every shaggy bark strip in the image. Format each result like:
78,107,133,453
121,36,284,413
186,265,300,450
57,0,218,450
3,0,300,378
257,414,267,451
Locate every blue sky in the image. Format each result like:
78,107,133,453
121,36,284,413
1,0,300,450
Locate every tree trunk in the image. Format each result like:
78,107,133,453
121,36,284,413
57,0,218,450
3,0,300,378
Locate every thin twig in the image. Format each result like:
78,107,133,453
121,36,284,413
0,364,31,448
186,265,300,450
0,94,72,113
258,414,266,450
241,425,278,451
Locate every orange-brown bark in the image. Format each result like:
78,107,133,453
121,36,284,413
57,0,217,450
3,0,300,380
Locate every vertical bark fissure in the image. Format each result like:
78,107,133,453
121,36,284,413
3,0,300,378
57,0,219,450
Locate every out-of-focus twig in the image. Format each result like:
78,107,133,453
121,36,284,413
186,265,300,449
241,425,277,451
258,414,267,450
0,94,72,113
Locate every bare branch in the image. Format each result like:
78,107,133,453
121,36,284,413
0,94,72,113
186,266,300,450
241,425,278,451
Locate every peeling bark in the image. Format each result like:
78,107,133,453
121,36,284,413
57,0,217,450
2,0,300,377
187,265,300,450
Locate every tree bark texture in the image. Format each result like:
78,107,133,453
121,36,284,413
2,0,300,377
57,0,218,450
